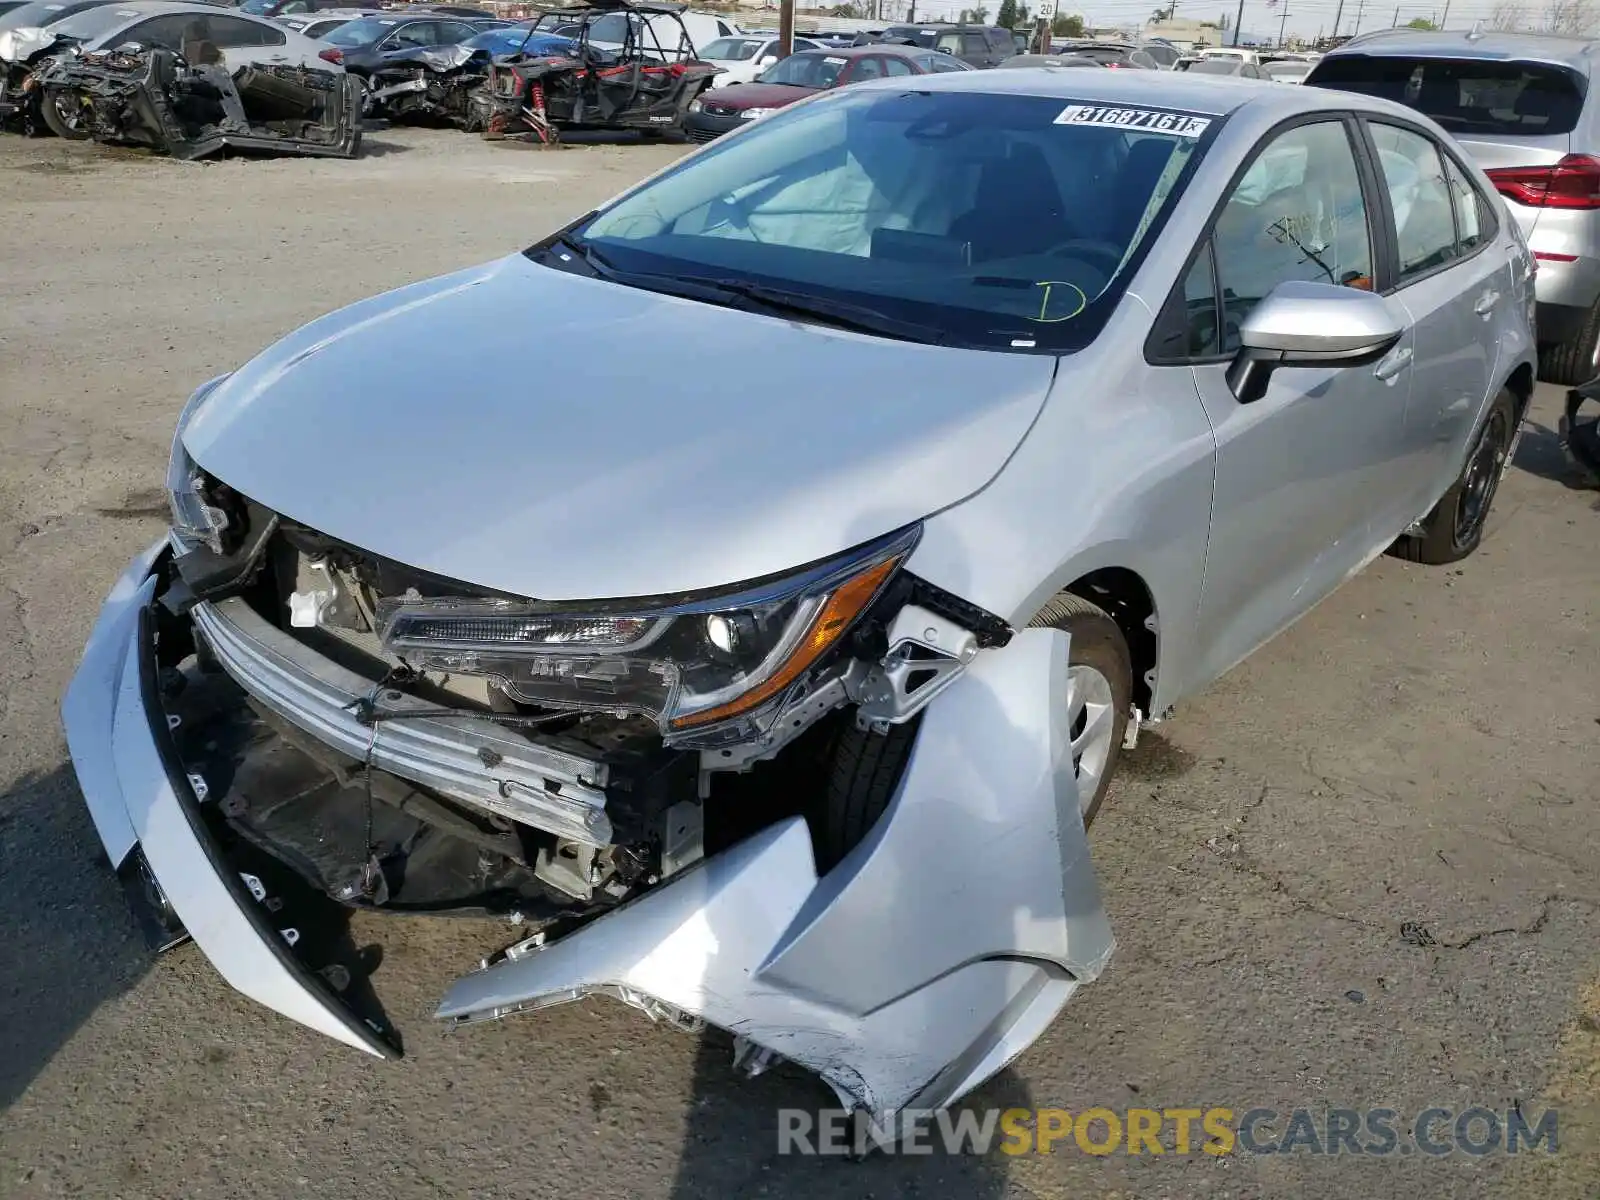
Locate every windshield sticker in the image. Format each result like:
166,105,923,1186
824,55,846,64
1054,104,1212,138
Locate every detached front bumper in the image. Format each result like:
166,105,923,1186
63,543,1114,1116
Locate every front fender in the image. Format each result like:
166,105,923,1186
435,627,1113,1117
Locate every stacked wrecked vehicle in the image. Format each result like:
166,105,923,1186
367,1,717,142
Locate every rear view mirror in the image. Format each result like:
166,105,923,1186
1226,281,1404,403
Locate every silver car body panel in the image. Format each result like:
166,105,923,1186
180,253,1058,603
62,543,390,1056
436,627,1112,1117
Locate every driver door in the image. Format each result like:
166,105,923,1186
1180,117,1418,685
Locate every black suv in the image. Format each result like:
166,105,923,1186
878,22,1014,68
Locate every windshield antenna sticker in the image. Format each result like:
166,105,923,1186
1055,105,1212,138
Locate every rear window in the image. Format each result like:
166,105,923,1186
1307,55,1586,136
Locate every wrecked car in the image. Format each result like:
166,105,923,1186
28,46,361,157
364,28,576,126
476,1,717,143
66,72,1534,1119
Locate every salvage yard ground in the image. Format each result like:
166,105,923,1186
2,126,1599,1200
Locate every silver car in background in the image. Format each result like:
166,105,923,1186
62,71,1534,1120
1308,28,1600,382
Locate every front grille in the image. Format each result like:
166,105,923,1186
687,127,721,142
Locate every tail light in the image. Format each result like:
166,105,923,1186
318,47,343,64
1485,154,1600,209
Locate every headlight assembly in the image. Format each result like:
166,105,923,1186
377,526,919,739
165,376,232,553
738,106,775,120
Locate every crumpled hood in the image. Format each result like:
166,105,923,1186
0,28,59,63
182,254,1054,601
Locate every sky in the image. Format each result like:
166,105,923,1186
903,0,1518,39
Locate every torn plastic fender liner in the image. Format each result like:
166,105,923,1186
435,627,1114,1117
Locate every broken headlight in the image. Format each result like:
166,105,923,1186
377,526,918,737
165,376,232,553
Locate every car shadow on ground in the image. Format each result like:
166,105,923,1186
1515,418,1595,489
668,1031,1030,1196
0,762,150,1111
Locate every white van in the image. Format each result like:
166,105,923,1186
585,8,742,58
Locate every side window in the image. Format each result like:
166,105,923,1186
882,54,915,76
1369,122,1457,282
118,15,191,50
851,55,884,80
439,20,476,42
961,33,987,56
210,16,285,46
389,20,436,47
1214,121,1375,353
1443,152,1490,252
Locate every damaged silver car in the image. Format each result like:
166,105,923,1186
65,70,1535,1118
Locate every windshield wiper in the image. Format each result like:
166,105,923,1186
693,278,947,345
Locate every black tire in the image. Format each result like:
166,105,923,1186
37,89,90,141
1028,593,1133,826
1390,388,1518,565
813,718,919,875
1540,300,1600,386
813,594,1133,871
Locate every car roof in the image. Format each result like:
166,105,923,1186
86,1,272,16
795,42,925,58
842,61,1427,120
1327,26,1600,71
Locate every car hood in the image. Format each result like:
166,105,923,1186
702,81,818,109
182,253,1055,602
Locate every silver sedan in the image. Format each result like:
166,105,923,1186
63,69,1535,1120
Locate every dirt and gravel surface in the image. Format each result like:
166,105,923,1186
2,126,1598,1200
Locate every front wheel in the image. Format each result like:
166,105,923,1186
37,89,90,140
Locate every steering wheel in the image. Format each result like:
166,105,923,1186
1045,238,1124,274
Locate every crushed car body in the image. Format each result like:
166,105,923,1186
472,2,718,142
28,48,362,158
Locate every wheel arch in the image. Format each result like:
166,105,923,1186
1049,567,1160,716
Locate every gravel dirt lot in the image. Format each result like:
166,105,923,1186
2,126,1598,1200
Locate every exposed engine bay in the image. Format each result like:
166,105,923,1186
28,48,362,159
153,481,1007,940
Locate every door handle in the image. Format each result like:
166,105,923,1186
1373,346,1412,382
1474,290,1500,317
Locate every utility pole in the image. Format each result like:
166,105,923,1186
1391,3,1399,23
1331,0,1344,35
1232,0,1244,43
778,0,793,57
1352,0,1365,31
1439,0,1450,24
1278,2,1289,43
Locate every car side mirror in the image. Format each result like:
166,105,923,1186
758,53,776,65
1226,281,1404,404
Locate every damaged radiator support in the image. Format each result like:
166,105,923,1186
29,49,362,159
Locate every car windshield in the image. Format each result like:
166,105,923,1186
701,35,762,59
1264,61,1308,78
569,88,1218,352
238,0,275,12
1305,55,1585,135
759,51,849,87
324,15,394,44
42,1,130,39
1189,58,1240,74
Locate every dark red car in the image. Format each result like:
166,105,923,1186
684,43,971,142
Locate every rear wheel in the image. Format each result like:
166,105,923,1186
1390,388,1517,565
1540,298,1600,386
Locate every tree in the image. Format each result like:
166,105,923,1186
1544,0,1597,32
1219,10,1231,28
1053,11,1085,34
1405,14,1437,25
997,0,1017,24
958,5,990,20
1489,0,1526,24
1150,4,1175,19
